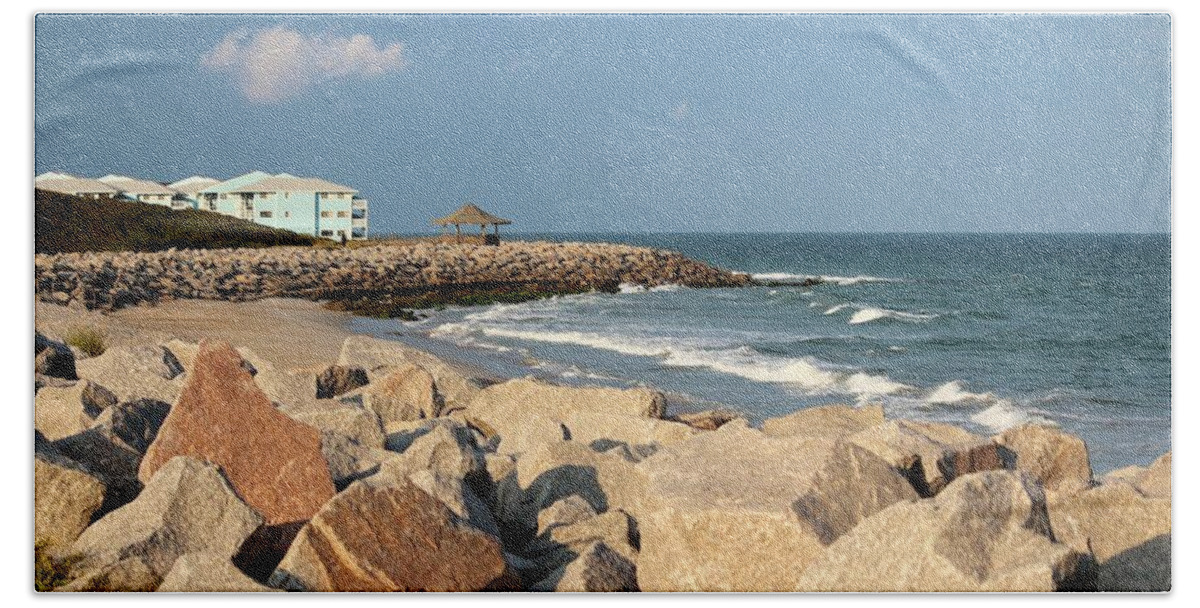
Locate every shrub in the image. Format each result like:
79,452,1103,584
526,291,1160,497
63,325,107,357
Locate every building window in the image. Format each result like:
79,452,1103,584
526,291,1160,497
320,211,333,218
337,230,345,236
284,211,291,218
320,230,334,237
337,211,349,218
220,194,227,199
259,211,273,218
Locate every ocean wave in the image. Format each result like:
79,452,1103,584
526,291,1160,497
971,401,1057,433
824,303,850,315
848,306,938,325
751,272,903,286
925,380,990,405
444,323,912,398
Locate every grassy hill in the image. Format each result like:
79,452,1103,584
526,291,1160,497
35,189,318,254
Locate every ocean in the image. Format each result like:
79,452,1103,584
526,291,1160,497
350,233,1171,473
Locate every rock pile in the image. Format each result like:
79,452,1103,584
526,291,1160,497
35,241,752,312
33,329,1171,592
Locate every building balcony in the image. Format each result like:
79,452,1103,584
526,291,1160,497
352,198,368,209
352,218,367,227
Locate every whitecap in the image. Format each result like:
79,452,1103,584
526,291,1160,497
750,272,903,286
925,380,994,405
848,306,938,325
824,303,850,315
971,401,1056,433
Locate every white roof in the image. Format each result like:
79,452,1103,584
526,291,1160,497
36,176,120,196
98,174,178,196
36,171,75,182
169,175,220,189
226,173,358,195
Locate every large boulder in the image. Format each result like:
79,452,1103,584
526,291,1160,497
994,424,1093,495
34,380,117,440
560,410,698,452
139,340,335,530
1134,451,1171,499
494,440,646,542
269,481,512,591
797,471,1095,592
1048,481,1170,591
157,552,277,592
66,457,263,591
468,378,667,454
634,422,918,592
36,332,77,380
75,345,185,404
360,364,442,428
366,420,499,537
522,509,640,584
35,436,106,551
50,428,144,517
762,403,884,439
847,420,1005,496
339,335,485,411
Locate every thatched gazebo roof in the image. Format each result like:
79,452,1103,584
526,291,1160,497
433,203,512,227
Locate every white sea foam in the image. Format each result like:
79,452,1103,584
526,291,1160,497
925,380,994,405
619,282,684,294
971,401,1056,433
848,306,938,325
751,273,903,286
824,304,850,315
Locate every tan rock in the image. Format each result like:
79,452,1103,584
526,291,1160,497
560,410,698,450
49,428,143,517
797,471,1095,592
994,424,1093,495
68,457,264,590
35,439,106,550
669,408,744,431
75,345,185,403
315,364,368,399
1049,482,1170,591
468,378,667,454
361,364,442,424
339,335,484,411
139,340,335,528
634,423,917,591
762,403,884,439
157,552,277,592
847,419,1004,496
497,440,646,538
1134,451,1171,499
35,382,99,441
269,481,511,591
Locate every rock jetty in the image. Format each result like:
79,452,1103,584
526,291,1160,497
33,329,1171,592
35,241,752,312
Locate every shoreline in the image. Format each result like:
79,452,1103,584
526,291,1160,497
33,296,1171,591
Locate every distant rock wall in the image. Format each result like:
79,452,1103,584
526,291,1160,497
34,241,751,311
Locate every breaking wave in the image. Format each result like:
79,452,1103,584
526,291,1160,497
848,306,939,325
751,272,903,286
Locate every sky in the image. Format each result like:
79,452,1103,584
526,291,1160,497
34,13,1171,234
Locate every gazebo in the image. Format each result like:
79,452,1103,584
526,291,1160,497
433,203,512,243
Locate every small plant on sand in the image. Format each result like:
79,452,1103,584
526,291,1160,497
63,325,107,357
35,541,79,591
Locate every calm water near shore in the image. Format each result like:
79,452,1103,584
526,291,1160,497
351,233,1170,472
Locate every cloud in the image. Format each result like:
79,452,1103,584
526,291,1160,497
202,27,406,103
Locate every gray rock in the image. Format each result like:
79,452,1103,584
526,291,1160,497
797,470,1095,592
157,552,277,592
67,456,264,590
338,335,485,411
35,437,106,551
50,428,144,517
360,364,442,425
847,419,1006,496
91,398,172,454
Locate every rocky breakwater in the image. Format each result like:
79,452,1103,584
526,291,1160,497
34,331,1170,592
34,241,752,313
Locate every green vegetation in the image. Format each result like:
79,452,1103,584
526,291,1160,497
34,541,78,592
35,189,317,254
63,325,107,357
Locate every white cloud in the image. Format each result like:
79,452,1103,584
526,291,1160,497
201,27,406,103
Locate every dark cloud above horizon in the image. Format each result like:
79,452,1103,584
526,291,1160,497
34,13,1171,234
